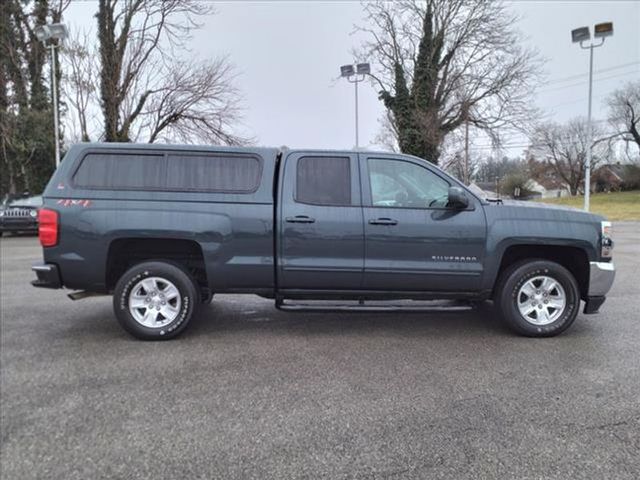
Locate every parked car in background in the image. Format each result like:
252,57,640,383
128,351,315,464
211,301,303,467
0,194,42,236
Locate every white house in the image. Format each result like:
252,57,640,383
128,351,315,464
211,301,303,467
525,179,571,199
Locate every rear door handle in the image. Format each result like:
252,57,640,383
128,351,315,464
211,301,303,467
369,217,398,226
285,215,316,224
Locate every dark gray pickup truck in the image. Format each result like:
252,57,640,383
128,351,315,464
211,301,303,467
32,143,615,340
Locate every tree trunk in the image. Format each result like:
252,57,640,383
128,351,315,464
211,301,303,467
629,122,640,153
420,142,441,164
98,0,122,142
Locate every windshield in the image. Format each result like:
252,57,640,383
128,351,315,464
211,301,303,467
7,196,42,207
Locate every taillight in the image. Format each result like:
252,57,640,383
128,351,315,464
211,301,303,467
38,208,59,247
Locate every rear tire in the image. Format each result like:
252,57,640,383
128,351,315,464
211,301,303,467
113,261,198,340
495,259,580,337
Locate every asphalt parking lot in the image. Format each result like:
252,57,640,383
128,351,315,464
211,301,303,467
1,224,639,479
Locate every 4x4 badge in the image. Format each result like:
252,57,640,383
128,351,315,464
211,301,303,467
57,199,91,207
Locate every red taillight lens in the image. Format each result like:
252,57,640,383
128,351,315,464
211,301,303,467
38,208,59,247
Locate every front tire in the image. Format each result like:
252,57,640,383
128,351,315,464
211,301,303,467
113,261,198,340
495,259,580,337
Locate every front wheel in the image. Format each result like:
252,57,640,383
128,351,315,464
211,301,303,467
113,261,199,340
495,259,580,337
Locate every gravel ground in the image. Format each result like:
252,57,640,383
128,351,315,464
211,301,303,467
1,223,639,479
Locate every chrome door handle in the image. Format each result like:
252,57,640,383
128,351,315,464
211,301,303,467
285,215,316,224
369,218,398,225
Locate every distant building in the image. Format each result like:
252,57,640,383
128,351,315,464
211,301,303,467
592,164,625,192
469,181,498,199
525,179,570,199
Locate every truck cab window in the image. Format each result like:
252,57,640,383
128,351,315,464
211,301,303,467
368,158,449,208
296,156,351,205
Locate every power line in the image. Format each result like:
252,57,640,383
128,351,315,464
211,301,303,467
545,61,640,85
470,136,620,151
539,70,639,94
548,92,609,108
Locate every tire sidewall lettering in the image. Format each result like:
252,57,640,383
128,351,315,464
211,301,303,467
508,265,576,334
119,269,192,336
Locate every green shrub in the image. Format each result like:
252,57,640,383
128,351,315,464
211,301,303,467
622,164,640,190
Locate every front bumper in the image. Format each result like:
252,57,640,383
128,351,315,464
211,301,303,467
583,261,615,314
588,261,615,296
31,263,62,289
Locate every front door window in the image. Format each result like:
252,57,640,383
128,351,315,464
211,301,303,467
368,158,450,208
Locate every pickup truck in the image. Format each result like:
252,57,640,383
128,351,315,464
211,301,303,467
32,143,615,340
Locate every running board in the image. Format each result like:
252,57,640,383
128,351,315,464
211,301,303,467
67,291,107,301
275,298,474,312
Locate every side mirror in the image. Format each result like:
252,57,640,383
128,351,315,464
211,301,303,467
448,186,469,209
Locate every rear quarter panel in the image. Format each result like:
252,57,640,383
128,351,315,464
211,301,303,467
42,145,277,293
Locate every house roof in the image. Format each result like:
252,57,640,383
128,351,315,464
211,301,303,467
533,175,567,190
474,181,498,193
595,164,626,182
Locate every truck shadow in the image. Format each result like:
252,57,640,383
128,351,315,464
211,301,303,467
182,299,514,339
56,296,595,341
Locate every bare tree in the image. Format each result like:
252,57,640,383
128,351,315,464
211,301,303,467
530,118,609,196
63,29,99,142
142,59,246,145
356,0,541,164
605,80,640,155
373,110,400,152
91,0,247,144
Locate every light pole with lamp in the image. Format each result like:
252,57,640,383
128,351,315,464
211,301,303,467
34,22,68,169
571,22,613,212
340,63,370,148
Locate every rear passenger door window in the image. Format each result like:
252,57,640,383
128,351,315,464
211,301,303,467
295,156,351,205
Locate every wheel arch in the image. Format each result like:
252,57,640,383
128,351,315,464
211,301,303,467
106,237,209,297
492,244,590,299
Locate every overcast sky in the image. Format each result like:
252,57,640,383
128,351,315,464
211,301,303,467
63,1,640,156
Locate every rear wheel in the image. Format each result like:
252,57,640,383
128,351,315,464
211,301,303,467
113,261,198,340
495,259,580,337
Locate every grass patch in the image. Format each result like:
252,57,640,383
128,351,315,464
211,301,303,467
538,190,640,221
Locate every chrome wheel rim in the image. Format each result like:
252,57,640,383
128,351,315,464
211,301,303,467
517,275,566,325
128,277,181,328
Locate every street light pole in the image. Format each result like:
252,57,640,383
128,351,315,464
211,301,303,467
340,63,370,148
354,78,359,148
571,22,613,211
581,39,604,212
34,22,68,169
50,43,60,168
584,44,595,212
